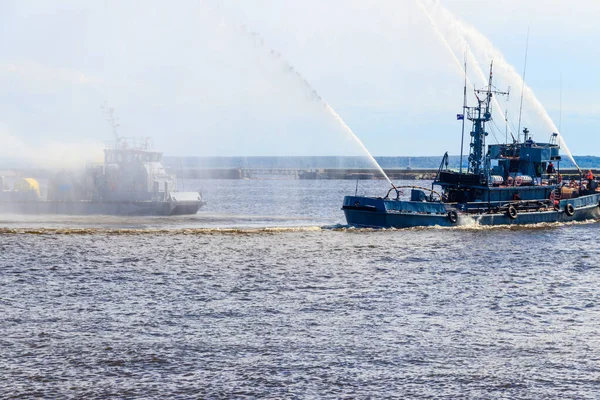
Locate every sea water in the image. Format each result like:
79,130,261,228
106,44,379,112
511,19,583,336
2,179,600,398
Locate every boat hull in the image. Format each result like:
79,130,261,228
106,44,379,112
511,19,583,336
0,199,206,216
342,194,600,228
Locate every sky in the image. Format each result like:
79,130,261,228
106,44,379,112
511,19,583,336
0,0,599,168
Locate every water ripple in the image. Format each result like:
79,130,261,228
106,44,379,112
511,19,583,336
2,222,600,398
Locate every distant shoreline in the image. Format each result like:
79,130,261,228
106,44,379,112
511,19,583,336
163,155,597,170
2,156,598,181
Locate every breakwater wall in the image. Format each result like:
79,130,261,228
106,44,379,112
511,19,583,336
2,167,593,181
168,167,593,180
169,167,437,180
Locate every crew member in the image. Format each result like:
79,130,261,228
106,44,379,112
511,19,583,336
546,162,556,174
586,169,594,181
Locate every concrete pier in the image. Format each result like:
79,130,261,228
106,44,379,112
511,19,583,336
169,167,593,180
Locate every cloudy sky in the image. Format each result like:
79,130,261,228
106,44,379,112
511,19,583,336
0,0,598,167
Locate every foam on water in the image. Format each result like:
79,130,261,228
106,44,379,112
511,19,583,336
0,226,325,236
332,218,600,233
4,219,597,236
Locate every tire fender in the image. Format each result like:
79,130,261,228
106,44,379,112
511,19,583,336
447,210,458,223
506,205,518,219
565,203,575,216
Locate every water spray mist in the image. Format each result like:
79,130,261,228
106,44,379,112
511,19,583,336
418,0,579,169
234,23,394,186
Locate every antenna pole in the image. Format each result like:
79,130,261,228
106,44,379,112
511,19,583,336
505,110,508,144
459,52,467,175
517,27,530,142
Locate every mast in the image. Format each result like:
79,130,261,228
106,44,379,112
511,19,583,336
517,27,530,142
459,54,467,175
466,62,509,181
101,103,124,151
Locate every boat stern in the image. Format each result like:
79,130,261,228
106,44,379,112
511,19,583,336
342,196,388,227
342,195,451,228
167,191,206,215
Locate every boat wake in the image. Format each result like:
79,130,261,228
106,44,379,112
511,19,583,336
0,226,325,236
1,217,597,236
330,218,600,232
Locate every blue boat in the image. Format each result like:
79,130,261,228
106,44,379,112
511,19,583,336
343,64,600,228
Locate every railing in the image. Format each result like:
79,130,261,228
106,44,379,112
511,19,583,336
104,137,153,150
465,106,491,121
